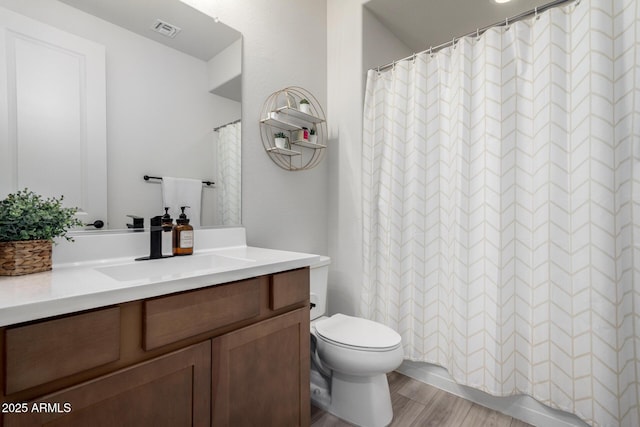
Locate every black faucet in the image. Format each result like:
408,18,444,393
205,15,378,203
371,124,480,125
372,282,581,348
135,216,172,261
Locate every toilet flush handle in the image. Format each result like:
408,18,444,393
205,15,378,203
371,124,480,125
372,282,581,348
310,302,316,310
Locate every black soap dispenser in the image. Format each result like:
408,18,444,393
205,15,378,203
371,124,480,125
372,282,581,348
161,207,173,256
172,206,194,256
161,207,173,230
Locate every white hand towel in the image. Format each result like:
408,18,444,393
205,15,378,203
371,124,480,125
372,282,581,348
161,177,202,228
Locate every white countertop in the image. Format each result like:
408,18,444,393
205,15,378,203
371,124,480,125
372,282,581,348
0,228,320,327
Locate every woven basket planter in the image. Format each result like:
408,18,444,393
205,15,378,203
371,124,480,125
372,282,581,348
0,240,52,276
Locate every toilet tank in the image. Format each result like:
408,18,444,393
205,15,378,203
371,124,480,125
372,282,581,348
310,256,331,320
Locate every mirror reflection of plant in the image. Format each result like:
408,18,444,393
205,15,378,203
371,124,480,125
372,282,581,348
274,132,287,139
299,99,309,104
0,189,83,242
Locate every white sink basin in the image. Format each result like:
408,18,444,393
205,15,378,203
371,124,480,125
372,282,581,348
96,253,253,282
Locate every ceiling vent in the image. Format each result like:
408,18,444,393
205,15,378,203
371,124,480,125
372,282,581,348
151,19,181,39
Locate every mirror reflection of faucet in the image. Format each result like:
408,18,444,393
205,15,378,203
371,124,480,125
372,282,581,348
126,215,144,231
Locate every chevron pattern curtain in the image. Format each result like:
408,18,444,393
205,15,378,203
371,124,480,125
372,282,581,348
216,121,241,225
361,1,640,426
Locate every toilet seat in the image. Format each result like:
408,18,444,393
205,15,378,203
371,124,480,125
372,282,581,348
314,314,401,351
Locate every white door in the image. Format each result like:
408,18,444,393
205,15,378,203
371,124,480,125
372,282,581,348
0,6,107,226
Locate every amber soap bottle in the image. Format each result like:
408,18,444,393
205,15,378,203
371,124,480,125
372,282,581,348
172,206,194,256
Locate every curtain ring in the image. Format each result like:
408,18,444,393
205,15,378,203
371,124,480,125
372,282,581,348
534,6,539,20
429,46,433,57
412,53,416,63
476,28,480,40
392,60,396,71
451,37,456,49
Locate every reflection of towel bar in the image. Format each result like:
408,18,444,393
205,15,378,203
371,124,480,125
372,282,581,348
143,175,214,186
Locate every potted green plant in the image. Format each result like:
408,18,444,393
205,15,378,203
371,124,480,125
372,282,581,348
0,189,83,276
309,128,318,144
299,99,311,115
273,132,290,150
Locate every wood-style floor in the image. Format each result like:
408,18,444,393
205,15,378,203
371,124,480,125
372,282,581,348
310,371,534,427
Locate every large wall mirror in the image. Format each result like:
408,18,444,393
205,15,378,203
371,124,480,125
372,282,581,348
0,0,242,230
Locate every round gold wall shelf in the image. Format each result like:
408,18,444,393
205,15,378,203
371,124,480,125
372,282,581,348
259,87,327,171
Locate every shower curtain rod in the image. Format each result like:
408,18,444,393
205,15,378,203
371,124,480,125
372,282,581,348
372,0,577,73
213,118,241,132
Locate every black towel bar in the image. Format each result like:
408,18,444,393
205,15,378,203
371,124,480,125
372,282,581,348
143,175,214,186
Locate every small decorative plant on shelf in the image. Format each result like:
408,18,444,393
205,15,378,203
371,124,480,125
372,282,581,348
309,128,318,144
0,189,83,276
273,132,290,150
299,98,311,115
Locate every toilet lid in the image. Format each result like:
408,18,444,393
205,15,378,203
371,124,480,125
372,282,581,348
314,314,401,350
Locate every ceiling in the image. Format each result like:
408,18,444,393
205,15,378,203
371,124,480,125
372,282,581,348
365,0,558,52
59,0,240,61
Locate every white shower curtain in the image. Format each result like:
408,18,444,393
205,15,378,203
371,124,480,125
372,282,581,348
361,1,640,426
216,121,241,225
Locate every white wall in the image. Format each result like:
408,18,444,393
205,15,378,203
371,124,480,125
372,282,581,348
207,38,241,93
183,0,328,255
362,7,412,88
325,0,366,317
325,2,413,318
0,0,240,229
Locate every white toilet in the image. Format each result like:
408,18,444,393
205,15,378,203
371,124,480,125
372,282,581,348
310,256,403,427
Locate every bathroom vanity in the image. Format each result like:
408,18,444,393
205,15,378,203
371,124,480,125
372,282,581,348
0,228,317,426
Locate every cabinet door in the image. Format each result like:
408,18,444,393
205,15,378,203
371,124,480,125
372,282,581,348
3,341,211,427
212,307,310,427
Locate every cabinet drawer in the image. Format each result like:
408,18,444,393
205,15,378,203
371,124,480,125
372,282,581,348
4,307,120,395
3,341,211,427
270,268,309,311
143,278,260,350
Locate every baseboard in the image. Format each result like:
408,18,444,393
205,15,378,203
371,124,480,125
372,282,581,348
397,360,590,427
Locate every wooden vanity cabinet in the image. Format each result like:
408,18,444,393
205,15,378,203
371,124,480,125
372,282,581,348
212,307,309,426
0,267,310,427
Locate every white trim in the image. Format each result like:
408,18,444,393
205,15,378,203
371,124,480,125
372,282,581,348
397,361,589,427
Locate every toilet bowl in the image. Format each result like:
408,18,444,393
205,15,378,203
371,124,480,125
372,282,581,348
310,257,403,427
